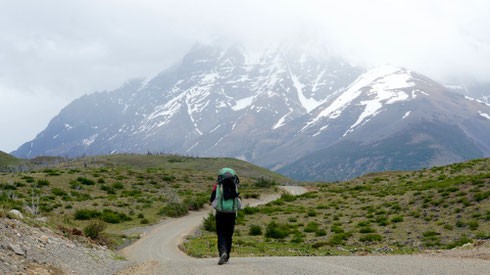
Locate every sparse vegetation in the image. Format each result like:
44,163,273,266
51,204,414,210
185,158,489,257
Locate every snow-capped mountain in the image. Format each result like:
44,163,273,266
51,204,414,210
11,43,490,181
275,66,490,180
12,43,362,159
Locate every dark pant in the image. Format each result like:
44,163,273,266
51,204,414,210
216,212,236,258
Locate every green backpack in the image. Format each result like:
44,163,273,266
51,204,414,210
214,168,240,213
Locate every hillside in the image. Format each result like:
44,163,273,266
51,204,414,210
0,150,23,170
185,158,489,257
0,154,285,243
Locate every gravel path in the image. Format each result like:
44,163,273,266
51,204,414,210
119,186,490,275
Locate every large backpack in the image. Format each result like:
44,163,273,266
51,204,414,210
214,168,240,213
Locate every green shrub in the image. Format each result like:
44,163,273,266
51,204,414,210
329,232,351,245
121,190,142,197
391,216,404,223
443,224,453,230
77,177,95,185
304,221,319,233
101,209,132,223
113,182,124,189
360,233,382,242
315,229,327,237
359,227,375,233
422,231,439,237
52,188,67,196
468,221,479,230
184,196,208,211
36,179,50,187
243,206,260,215
265,221,290,239
249,225,262,236
203,212,216,232
254,177,277,188
74,209,100,220
159,202,188,217
446,236,472,249
140,218,149,224
97,178,105,183
280,193,296,202
290,231,304,243
83,221,106,239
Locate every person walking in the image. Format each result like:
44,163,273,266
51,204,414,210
210,167,241,265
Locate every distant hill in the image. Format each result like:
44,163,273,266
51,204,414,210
0,151,22,170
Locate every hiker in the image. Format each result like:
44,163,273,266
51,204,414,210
210,167,241,265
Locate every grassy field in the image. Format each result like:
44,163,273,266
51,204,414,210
184,158,490,257
0,154,282,245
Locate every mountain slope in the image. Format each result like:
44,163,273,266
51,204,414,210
12,43,362,162
275,67,490,181
11,45,490,181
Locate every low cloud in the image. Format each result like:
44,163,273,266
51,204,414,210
1,0,490,151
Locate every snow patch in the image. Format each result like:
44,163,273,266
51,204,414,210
209,124,221,133
465,96,490,107
478,111,490,120
272,110,292,130
64,124,72,130
303,66,414,132
289,68,324,113
186,142,199,152
402,111,411,119
232,96,254,111
82,134,98,147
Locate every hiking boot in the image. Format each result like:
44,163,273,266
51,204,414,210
218,253,227,265
224,255,230,263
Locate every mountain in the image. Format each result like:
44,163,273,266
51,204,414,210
276,66,490,181
11,43,362,159
11,44,490,181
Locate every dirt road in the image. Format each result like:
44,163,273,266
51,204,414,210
120,186,489,274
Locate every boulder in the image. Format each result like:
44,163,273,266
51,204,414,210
8,243,25,256
8,210,23,220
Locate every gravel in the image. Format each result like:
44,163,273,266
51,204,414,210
0,217,133,274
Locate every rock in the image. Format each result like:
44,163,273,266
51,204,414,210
8,210,23,220
39,236,49,244
461,243,472,248
8,243,25,256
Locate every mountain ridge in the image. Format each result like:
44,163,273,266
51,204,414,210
11,44,490,181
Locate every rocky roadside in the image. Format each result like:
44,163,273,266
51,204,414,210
0,216,133,275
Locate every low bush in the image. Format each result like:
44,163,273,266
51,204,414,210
360,233,382,242
249,225,262,236
304,221,319,233
36,179,50,187
84,221,106,239
77,177,95,185
203,212,216,232
74,209,100,220
254,177,277,188
159,202,188,217
265,221,290,239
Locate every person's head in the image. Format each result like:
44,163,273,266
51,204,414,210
218,167,239,185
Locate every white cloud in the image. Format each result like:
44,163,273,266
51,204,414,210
1,0,490,151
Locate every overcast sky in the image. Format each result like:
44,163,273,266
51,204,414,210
1,0,490,153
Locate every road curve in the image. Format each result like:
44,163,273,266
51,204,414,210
119,186,489,274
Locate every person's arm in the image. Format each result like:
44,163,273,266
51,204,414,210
210,183,217,203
